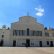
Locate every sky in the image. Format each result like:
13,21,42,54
0,0,54,28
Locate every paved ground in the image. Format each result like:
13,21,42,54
0,47,54,54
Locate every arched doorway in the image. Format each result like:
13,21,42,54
50,41,53,47
39,41,42,47
26,39,30,47
0,40,3,46
13,40,16,47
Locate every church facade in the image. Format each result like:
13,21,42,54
0,16,54,47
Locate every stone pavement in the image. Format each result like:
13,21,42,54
0,47,54,54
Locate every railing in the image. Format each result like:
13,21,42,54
12,36,54,40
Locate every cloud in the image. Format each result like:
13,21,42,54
35,6,44,16
36,12,44,16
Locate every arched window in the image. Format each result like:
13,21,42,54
2,35,4,38
27,28,29,36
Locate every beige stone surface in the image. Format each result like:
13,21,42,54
0,47,54,54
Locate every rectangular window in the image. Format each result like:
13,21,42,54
13,30,15,36
22,30,24,36
19,30,20,36
13,30,25,36
52,33,54,37
13,30,17,36
35,31,42,36
19,30,25,36
13,30,20,36
32,31,35,36
31,43,34,45
35,31,39,36
39,31,42,36
45,32,49,36
31,31,42,36
22,43,25,46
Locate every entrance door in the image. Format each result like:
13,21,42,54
50,41,53,47
39,41,42,47
0,40,3,46
13,40,16,47
26,39,30,47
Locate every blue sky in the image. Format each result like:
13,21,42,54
0,0,54,28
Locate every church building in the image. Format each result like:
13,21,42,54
0,16,54,47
